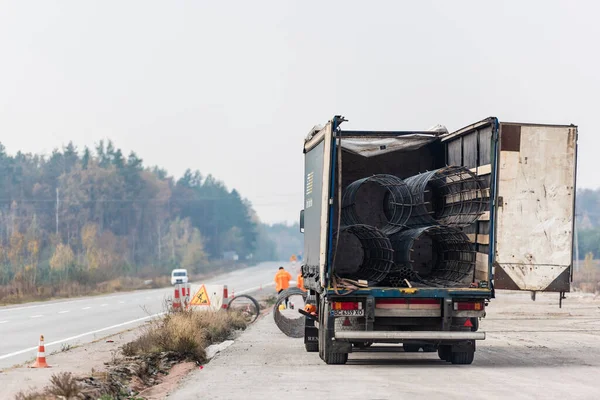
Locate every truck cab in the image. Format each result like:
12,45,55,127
299,116,577,365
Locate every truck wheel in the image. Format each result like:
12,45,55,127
422,344,437,353
438,345,451,362
403,343,421,353
305,342,319,352
323,351,348,365
451,351,475,365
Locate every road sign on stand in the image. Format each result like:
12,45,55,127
190,284,211,306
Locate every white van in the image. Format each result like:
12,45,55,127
171,269,189,285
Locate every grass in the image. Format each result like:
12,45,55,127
15,372,81,400
0,261,244,306
122,308,247,363
573,267,600,294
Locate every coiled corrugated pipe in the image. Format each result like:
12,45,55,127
404,166,487,228
341,174,413,235
387,225,476,287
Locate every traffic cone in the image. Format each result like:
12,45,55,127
30,335,50,368
173,284,182,311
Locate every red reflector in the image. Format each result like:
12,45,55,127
464,319,473,328
222,304,228,309
454,302,484,311
343,317,351,326
223,287,229,299
332,302,359,310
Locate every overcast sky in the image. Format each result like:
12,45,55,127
0,1,597,224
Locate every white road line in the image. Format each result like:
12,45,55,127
101,304,108,307
0,312,166,361
82,307,91,310
30,315,43,318
235,282,275,296
0,289,170,314
58,310,70,314
0,320,8,324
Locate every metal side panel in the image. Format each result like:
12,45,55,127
303,122,334,288
495,123,577,292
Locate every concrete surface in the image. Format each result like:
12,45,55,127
170,291,600,400
0,261,293,369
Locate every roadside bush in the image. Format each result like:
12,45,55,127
122,309,247,362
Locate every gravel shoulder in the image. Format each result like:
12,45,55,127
0,326,144,399
170,291,600,400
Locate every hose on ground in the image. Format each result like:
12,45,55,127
273,287,308,338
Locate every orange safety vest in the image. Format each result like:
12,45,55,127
274,269,292,292
297,274,306,292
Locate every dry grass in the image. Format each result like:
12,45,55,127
14,372,82,400
0,275,172,306
122,309,247,363
573,267,600,294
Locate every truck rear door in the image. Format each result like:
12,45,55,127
303,120,336,288
494,122,578,292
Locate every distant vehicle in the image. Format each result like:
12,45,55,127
171,269,189,285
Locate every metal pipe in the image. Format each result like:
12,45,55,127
335,331,486,341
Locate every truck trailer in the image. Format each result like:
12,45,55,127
299,116,577,365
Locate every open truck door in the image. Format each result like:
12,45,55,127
303,119,337,289
494,122,578,294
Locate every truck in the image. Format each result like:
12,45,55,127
299,115,577,365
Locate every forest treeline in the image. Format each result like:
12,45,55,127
0,140,300,300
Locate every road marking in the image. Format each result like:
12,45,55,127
0,320,8,324
58,310,70,314
235,282,275,296
0,312,166,361
82,307,91,310
119,301,125,304
101,304,108,307
30,315,43,318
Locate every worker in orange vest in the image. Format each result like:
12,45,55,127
297,272,306,292
275,266,292,307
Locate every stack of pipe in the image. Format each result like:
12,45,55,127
333,166,487,288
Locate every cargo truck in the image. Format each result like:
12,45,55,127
299,116,577,365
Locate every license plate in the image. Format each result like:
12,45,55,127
331,309,365,317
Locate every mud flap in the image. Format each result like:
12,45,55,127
451,340,476,353
304,319,318,346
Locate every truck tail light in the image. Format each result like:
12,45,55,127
332,301,362,310
453,301,484,311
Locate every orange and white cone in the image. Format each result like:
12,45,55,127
30,335,50,368
173,284,182,311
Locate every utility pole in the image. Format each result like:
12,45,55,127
55,187,60,237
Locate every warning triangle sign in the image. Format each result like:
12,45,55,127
190,284,211,306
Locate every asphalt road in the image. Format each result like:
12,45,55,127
171,291,600,400
0,261,295,369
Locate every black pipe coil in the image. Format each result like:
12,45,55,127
404,166,488,228
341,174,413,235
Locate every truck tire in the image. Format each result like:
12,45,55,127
305,342,319,352
422,344,437,353
451,351,475,365
438,345,451,362
403,343,421,353
317,302,348,365
323,351,348,365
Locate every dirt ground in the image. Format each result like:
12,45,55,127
0,327,143,398
170,290,600,400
